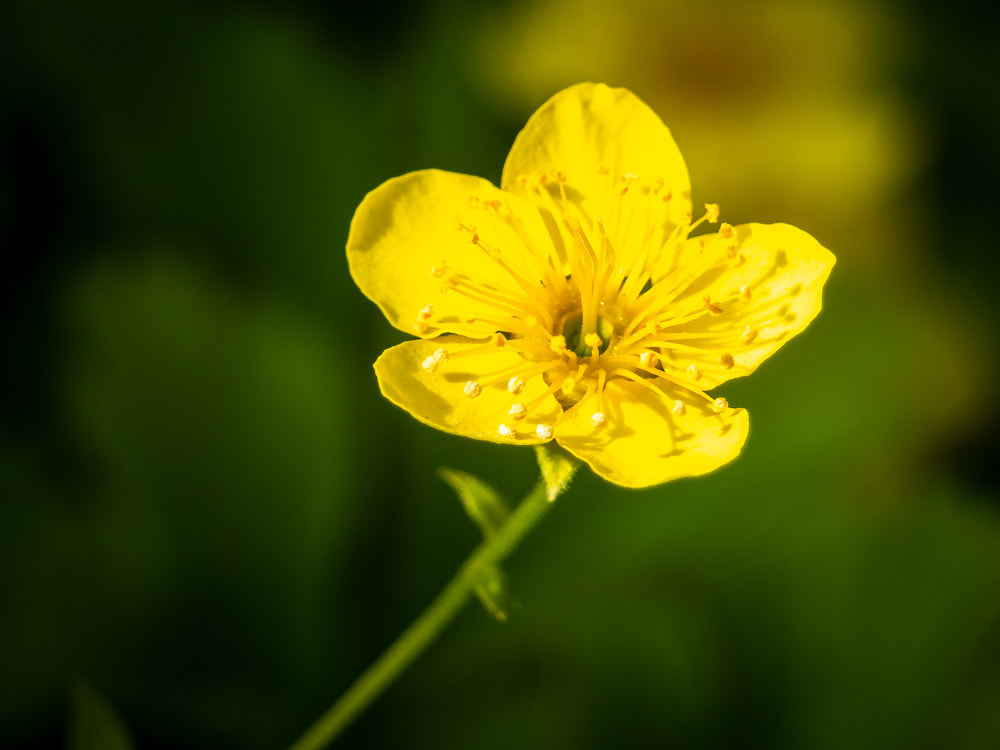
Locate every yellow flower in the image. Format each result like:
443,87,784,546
348,83,834,488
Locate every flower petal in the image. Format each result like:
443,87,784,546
375,336,563,444
660,223,835,388
554,380,749,488
500,83,692,233
348,169,548,339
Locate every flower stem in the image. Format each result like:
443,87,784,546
288,475,572,750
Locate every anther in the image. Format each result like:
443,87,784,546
703,295,724,316
639,351,658,368
535,424,554,440
507,377,525,395
720,353,735,369
687,364,702,381
417,304,434,321
740,285,752,301
705,203,720,223
550,335,570,355
590,412,607,428
741,326,758,344
421,348,448,373
509,403,527,421
498,424,515,439
712,398,729,413
725,245,738,260
463,380,482,398
672,400,687,416
720,223,734,240
430,262,448,278
584,332,603,350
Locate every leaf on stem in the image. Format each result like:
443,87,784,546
468,562,517,622
69,680,135,750
438,467,511,539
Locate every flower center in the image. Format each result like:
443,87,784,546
560,310,615,356
418,168,756,439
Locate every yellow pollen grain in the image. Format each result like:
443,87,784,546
742,326,758,343
672,400,686,416
584,332,603,350
687,364,702,381
509,403,527,421
712,398,729,413
705,203,720,223
720,223,734,239
550,335,569,355
463,381,482,398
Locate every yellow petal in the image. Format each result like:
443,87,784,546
348,169,545,339
374,336,563,444
662,223,835,388
554,380,749,488
500,83,692,238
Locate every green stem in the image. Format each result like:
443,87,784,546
289,475,571,750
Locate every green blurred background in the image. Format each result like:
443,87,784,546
3,0,999,747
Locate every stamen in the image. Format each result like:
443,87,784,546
702,295,725,316
550,335,570,356
720,353,735,369
463,381,482,398
639,350,658,368
712,398,728,413
508,403,527,421
421,348,448,373
498,424,515,439
507,376,525,395
672,400,686,416
535,424,554,440
590,412,607,428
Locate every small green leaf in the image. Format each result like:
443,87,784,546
438,468,510,539
468,562,517,622
69,680,135,750
534,443,581,502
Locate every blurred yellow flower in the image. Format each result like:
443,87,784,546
475,0,920,256
348,84,834,487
